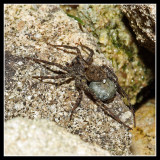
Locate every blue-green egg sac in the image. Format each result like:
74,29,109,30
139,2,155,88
89,79,116,101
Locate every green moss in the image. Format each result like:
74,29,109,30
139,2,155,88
112,39,122,48
122,64,127,71
67,13,84,25
125,48,134,61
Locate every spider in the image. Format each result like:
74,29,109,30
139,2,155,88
26,43,136,130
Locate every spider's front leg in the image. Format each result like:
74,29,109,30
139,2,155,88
79,44,94,65
46,43,86,63
47,42,94,65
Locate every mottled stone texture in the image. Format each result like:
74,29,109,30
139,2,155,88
5,4,134,155
4,117,111,156
130,99,155,155
121,4,156,53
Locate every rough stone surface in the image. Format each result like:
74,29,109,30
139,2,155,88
130,99,155,155
5,4,134,155
4,117,111,156
121,4,156,53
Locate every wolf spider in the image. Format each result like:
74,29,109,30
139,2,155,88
26,43,136,130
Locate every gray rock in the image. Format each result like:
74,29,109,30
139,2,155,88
121,4,156,53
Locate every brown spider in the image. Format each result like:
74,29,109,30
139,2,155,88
26,43,136,130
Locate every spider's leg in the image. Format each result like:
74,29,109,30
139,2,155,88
32,74,71,81
25,57,70,72
47,43,81,56
117,85,136,127
70,89,83,120
105,66,128,99
101,105,132,130
46,43,87,63
34,61,66,74
79,44,94,65
105,66,131,101
47,43,81,52
105,66,136,127
110,78,136,127
53,47,78,55
128,103,136,128
116,85,136,128
81,82,132,130
39,77,74,87
105,66,118,82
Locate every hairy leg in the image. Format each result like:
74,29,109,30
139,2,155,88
46,43,95,66
46,43,86,61
25,57,70,72
33,61,66,74
105,66,136,127
37,77,74,87
70,89,83,120
105,66,130,99
79,44,94,65
32,74,71,81
105,66,118,82
114,83,136,127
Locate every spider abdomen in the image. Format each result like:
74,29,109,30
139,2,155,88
89,79,116,101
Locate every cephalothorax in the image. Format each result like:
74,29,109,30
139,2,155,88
26,43,136,130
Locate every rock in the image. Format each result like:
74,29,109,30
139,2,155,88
4,117,111,155
130,99,155,155
4,4,133,155
121,4,156,53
